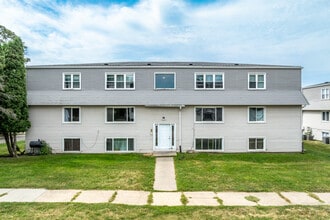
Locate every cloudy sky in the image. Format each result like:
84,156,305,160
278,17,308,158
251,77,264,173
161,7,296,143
1,0,329,86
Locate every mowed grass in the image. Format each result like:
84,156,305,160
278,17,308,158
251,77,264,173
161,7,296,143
0,203,329,220
0,142,154,190
175,141,330,192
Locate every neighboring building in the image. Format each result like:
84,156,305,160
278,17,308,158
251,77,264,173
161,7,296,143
302,82,330,141
26,62,307,153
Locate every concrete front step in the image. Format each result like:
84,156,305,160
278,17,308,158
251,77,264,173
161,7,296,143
153,151,177,157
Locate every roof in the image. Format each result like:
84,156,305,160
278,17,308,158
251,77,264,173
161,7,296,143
26,62,302,69
28,90,307,106
303,82,330,89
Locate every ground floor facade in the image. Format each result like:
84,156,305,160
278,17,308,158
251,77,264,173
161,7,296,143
26,105,303,153
302,110,330,141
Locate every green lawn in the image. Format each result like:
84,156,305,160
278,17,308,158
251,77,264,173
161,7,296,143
0,203,329,220
175,141,330,192
0,142,155,190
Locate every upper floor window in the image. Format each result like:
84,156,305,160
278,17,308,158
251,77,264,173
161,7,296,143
248,107,265,123
321,88,329,100
248,73,266,90
322,111,329,121
195,73,224,89
63,73,81,90
154,73,175,89
63,107,80,123
105,73,135,90
106,107,134,122
195,107,223,122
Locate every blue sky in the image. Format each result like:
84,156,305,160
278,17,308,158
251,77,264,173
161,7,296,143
1,0,329,86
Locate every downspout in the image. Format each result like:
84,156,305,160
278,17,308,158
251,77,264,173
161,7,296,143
178,105,185,152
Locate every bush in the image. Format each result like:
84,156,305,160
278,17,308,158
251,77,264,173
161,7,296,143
40,140,52,155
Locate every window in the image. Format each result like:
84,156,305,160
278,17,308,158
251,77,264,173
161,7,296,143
63,73,81,90
106,107,134,122
249,138,265,150
322,132,329,138
321,88,330,100
106,138,134,152
248,73,266,89
195,138,223,151
195,73,224,89
322,111,329,121
249,107,265,122
105,73,135,90
63,107,80,123
195,107,223,122
64,138,80,151
154,73,175,89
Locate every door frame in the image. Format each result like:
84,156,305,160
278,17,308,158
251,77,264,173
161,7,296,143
153,123,176,151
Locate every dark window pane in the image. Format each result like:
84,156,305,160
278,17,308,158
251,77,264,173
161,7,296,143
249,138,256,149
196,75,204,88
249,108,256,121
106,139,112,151
195,108,202,121
126,74,134,88
107,108,113,122
196,139,202,150
72,108,80,122
257,138,264,149
249,75,256,88
64,138,80,151
155,74,175,89
114,108,127,121
114,138,127,151
128,138,134,151
205,74,213,88
256,108,264,121
128,108,134,121
64,108,71,122
203,108,215,121
216,108,222,121
202,139,208,150
216,139,222,150
208,139,214,149
215,75,223,88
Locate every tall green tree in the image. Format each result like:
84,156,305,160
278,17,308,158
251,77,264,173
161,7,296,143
0,25,30,157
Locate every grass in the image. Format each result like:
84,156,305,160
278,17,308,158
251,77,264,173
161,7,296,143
175,141,330,192
245,195,260,204
0,142,155,190
0,203,329,219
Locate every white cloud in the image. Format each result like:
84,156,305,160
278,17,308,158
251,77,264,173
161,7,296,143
0,0,329,85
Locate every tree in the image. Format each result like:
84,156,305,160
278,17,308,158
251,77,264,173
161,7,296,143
0,25,30,157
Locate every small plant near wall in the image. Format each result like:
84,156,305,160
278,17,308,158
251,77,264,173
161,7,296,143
40,140,52,155
303,127,314,140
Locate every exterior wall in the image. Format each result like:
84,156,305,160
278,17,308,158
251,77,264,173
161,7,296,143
302,111,330,140
26,105,303,153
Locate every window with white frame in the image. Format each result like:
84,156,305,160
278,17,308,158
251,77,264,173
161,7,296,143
64,138,80,151
195,107,223,122
248,107,265,122
322,132,329,138
248,73,266,89
249,138,265,150
105,73,135,90
195,73,224,89
195,138,223,151
63,73,81,89
321,88,330,100
106,107,134,122
63,107,80,123
154,73,175,89
322,111,329,121
106,138,134,152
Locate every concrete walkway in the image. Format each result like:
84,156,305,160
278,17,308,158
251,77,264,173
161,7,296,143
0,189,329,206
153,157,177,191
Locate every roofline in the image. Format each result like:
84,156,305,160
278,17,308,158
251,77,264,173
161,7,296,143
26,62,302,70
303,82,330,89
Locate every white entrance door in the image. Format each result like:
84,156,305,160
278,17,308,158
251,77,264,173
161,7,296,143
154,124,175,151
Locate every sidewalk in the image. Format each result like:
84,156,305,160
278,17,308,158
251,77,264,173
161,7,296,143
0,188,329,206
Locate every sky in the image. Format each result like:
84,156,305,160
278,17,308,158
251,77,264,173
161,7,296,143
0,0,329,86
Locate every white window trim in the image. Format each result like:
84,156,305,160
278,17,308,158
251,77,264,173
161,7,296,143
194,72,225,90
321,88,330,100
63,137,81,153
321,111,330,122
105,106,136,123
62,107,81,124
194,137,224,152
248,72,266,90
104,72,135,90
104,137,135,153
194,106,224,123
247,137,266,152
248,106,266,123
154,72,176,90
62,72,81,90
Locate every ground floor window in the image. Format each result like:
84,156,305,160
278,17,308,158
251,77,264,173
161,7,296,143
248,138,265,150
64,138,80,151
322,111,329,121
106,138,134,152
195,138,223,150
